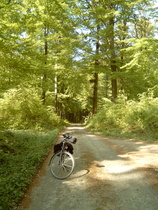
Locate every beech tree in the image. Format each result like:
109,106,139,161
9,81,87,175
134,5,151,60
0,0,157,123
77,0,157,103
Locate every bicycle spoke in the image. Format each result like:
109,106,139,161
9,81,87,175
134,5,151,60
50,151,75,179
50,133,77,179
63,164,72,172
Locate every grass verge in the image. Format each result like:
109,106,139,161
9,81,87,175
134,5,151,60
86,126,158,142
0,128,62,210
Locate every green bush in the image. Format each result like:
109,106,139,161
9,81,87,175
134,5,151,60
0,129,59,209
125,93,158,138
0,87,65,130
87,93,158,140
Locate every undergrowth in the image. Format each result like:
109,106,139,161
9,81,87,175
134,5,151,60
0,87,65,130
0,129,61,210
86,93,158,141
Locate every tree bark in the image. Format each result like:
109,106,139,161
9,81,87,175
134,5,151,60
92,72,98,114
109,17,117,102
42,25,48,104
92,25,100,114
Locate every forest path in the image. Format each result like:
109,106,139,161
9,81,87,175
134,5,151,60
18,124,158,210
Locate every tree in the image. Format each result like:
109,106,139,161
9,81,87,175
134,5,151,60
0,0,157,125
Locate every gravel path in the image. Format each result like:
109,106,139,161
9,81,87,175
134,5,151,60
18,124,158,210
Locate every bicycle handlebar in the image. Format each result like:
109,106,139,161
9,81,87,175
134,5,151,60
62,133,77,144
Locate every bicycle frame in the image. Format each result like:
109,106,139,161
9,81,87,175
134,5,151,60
49,133,77,166
49,133,77,179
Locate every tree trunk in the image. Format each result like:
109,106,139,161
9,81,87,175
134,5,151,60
109,17,117,102
42,25,48,104
54,75,58,113
92,72,98,114
92,25,100,114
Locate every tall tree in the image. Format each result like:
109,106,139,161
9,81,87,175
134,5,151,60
0,0,157,123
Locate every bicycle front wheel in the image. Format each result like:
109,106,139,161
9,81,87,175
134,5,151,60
50,151,75,179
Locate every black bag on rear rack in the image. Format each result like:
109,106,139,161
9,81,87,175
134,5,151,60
54,142,74,154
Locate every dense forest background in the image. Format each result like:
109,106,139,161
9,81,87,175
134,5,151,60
0,0,158,134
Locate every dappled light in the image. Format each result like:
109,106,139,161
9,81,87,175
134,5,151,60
67,125,85,130
1,0,158,208
86,134,96,137
62,131,158,192
83,159,142,181
103,160,136,174
119,145,158,168
18,125,158,210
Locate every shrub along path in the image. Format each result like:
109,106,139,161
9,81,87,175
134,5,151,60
0,129,59,209
18,124,158,210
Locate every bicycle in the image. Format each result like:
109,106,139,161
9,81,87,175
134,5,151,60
49,133,77,179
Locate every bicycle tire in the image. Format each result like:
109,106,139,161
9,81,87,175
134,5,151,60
50,151,75,179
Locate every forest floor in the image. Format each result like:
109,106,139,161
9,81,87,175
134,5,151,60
18,124,158,210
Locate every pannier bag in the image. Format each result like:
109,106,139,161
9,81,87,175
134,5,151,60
54,142,74,154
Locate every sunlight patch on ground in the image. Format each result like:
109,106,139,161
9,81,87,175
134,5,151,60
86,160,144,183
119,145,158,168
86,134,95,137
63,141,158,191
67,126,85,130
105,160,136,174
63,159,144,191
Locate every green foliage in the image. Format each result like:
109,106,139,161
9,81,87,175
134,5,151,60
120,38,158,99
0,87,65,130
0,0,157,121
125,91,158,138
0,129,59,209
87,91,158,141
0,2,157,209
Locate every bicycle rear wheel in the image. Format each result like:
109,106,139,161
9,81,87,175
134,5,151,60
50,151,75,179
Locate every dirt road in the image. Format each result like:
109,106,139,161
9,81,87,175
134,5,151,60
18,124,158,210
